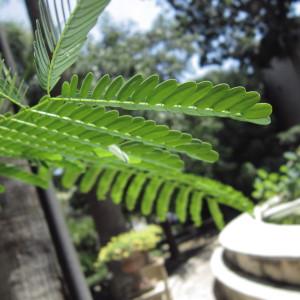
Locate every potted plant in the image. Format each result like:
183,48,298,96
211,148,300,299
95,225,163,297
252,148,300,223
96,225,162,270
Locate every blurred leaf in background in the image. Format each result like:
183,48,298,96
252,147,300,202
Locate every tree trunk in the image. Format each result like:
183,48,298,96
0,15,67,300
0,175,65,300
89,197,128,245
24,0,40,32
0,26,17,73
262,56,300,129
89,197,131,300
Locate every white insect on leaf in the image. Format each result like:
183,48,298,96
108,144,129,163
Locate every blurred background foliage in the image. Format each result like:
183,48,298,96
253,147,300,202
161,0,300,71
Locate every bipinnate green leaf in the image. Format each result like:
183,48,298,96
0,162,48,188
0,60,26,108
73,164,253,226
34,0,110,93
16,99,218,164
207,198,225,230
55,73,272,125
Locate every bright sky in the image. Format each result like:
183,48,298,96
0,0,250,79
106,0,161,30
0,0,161,30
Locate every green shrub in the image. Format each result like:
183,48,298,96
96,225,162,264
253,147,300,202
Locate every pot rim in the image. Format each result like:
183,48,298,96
219,213,300,258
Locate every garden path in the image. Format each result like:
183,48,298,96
169,240,217,300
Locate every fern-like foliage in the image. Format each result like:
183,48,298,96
0,60,26,108
0,162,48,188
33,99,217,162
0,97,217,169
34,0,110,93
0,0,272,226
54,73,272,125
0,108,185,171
61,164,253,228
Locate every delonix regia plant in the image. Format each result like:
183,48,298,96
0,0,272,228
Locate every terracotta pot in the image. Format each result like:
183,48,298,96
121,251,148,273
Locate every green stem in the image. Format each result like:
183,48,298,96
0,91,26,109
